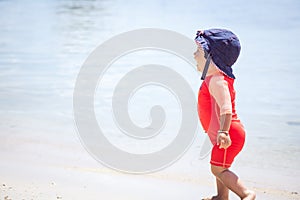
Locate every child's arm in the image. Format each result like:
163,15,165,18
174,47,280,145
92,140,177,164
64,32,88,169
220,113,232,132
218,114,232,149
209,75,232,149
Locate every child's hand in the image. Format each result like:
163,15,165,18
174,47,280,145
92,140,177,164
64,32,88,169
217,132,232,149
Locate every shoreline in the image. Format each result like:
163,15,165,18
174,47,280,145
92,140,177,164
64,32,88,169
1,161,299,200
0,114,299,200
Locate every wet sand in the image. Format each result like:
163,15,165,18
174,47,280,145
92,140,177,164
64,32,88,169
0,113,299,200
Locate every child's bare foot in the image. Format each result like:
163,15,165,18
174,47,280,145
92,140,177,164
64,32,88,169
202,195,228,200
242,190,256,200
202,196,217,200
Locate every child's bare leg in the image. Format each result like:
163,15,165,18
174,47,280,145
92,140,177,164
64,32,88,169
211,165,256,200
213,178,229,200
202,178,229,200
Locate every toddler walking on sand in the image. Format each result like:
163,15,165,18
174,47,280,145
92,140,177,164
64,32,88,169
194,28,256,200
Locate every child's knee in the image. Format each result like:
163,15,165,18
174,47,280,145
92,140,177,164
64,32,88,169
211,165,227,177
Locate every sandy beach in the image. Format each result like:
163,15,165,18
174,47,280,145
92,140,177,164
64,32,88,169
1,113,299,200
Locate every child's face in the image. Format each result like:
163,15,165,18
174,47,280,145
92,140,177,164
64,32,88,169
193,47,206,72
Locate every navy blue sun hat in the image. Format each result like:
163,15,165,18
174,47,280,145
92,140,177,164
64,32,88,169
195,28,241,79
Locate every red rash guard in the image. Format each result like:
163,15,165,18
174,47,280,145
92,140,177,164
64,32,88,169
198,72,245,168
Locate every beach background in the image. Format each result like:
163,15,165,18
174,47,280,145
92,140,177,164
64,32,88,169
1,0,300,199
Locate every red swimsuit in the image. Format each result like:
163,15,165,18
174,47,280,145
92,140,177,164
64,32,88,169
198,72,245,168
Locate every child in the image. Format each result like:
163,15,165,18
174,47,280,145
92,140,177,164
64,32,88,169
194,29,256,200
